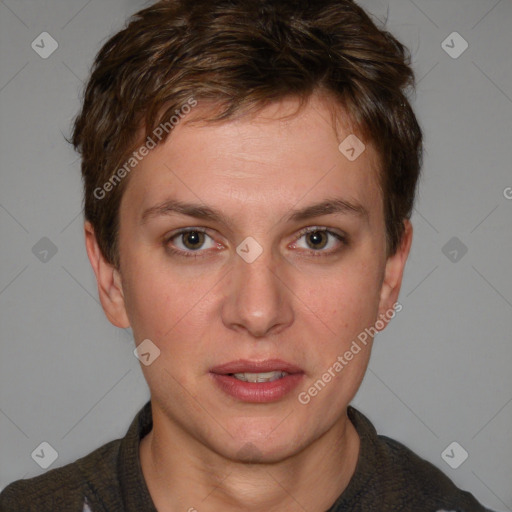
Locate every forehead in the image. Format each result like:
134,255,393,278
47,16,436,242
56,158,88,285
120,94,383,223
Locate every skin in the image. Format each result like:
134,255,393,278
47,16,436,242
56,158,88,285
85,92,412,512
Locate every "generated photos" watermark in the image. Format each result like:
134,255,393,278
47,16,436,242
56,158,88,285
298,302,403,405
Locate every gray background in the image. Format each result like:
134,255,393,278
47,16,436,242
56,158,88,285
1,0,511,509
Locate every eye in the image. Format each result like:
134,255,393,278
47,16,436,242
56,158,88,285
164,226,346,259
291,227,346,255
165,228,218,256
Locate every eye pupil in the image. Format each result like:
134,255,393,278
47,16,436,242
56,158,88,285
307,231,328,249
183,231,204,250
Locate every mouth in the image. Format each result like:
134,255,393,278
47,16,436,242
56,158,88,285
230,370,289,383
209,359,304,403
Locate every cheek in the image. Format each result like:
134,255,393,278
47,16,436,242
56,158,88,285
120,261,178,341
303,259,382,337
298,266,380,409
121,256,217,355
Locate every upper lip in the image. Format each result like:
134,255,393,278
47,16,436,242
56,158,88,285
210,359,303,375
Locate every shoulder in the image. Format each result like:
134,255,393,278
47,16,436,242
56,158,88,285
379,434,486,509
346,407,492,511
0,438,121,512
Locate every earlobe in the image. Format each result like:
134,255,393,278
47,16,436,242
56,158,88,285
84,221,130,328
376,220,413,329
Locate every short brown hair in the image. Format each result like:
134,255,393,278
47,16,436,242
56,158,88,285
72,0,423,269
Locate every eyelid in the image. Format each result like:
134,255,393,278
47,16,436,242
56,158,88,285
165,226,210,243
289,226,347,255
294,225,346,238
164,227,221,258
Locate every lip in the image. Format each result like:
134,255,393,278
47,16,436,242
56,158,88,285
210,359,303,375
209,359,304,403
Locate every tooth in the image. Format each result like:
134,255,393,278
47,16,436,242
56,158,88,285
232,371,287,383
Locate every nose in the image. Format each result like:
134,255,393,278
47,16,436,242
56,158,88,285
220,246,294,338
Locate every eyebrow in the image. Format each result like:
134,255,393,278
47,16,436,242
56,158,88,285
140,197,368,226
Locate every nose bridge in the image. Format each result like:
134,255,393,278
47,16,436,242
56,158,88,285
221,243,293,337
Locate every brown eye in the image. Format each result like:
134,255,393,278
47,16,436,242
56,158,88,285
292,227,346,256
165,228,218,258
306,230,328,250
181,230,205,250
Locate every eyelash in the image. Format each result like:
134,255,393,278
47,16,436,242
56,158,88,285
163,226,347,259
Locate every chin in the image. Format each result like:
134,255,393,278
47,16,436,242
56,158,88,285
211,424,305,464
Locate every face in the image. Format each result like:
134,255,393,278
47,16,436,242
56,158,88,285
86,93,411,463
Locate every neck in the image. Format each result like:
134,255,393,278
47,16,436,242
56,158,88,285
140,408,360,512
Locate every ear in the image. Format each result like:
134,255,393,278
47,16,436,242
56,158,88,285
376,219,413,331
84,221,130,328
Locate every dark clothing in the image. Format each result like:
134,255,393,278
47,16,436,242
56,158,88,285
0,401,493,511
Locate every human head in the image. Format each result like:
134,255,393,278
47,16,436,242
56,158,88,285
72,0,423,270
77,0,421,466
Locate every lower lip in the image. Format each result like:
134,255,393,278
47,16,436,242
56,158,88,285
210,373,304,403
